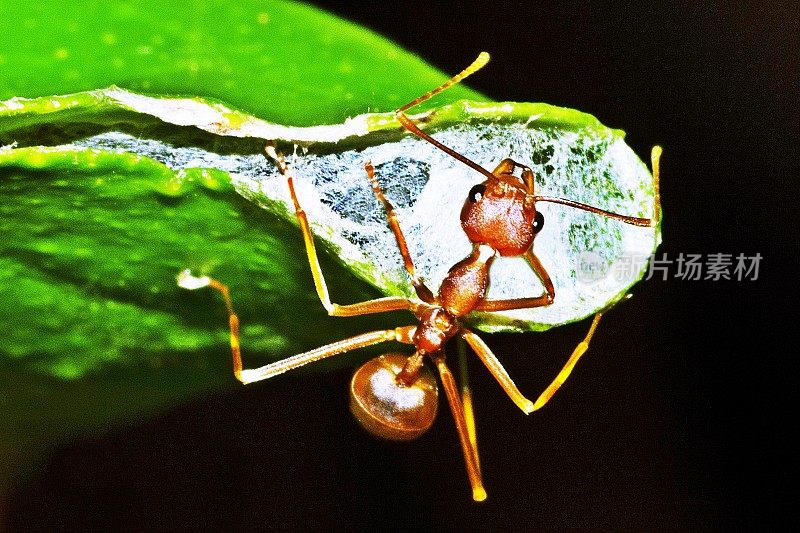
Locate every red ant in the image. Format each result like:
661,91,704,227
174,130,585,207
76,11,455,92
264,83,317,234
178,52,661,501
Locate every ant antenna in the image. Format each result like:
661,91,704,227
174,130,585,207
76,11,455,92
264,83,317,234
397,53,661,229
396,52,497,182
397,52,490,114
534,145,662,227
531,196,654,227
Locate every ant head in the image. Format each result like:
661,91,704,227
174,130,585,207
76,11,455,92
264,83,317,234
460,165,544,257
350,353,438,441
395,50,658,255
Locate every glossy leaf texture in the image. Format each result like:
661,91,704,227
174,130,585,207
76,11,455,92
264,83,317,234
0,0,480,125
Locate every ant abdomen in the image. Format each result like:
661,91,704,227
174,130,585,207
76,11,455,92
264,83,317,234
349,353,438,441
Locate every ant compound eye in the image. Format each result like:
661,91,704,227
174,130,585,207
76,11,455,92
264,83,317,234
350,354,438,441
468,184,486,203
533,211,544,233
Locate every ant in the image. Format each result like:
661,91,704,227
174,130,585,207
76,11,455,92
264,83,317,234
178,52,661,501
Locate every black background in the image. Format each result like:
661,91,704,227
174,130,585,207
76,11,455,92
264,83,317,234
9,1,796,530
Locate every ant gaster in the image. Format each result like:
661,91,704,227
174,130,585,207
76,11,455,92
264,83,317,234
179,52,661,501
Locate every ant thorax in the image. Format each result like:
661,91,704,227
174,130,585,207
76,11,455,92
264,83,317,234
438,244,495,317
412,306,459,354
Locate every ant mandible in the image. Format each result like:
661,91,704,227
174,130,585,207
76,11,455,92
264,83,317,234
178,52,661,501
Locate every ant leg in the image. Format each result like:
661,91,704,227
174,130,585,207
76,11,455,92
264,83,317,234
473,249,555,313
178,270,244,380
264,145,429,318
458,338,481,471
478,149,661,308
364,161,435,303
430,351,487,502
239,325,416,384
532,293,630,410
532,313,602,411
460,329,535,414
477,146,661,311
463,312,605,413
180,268,419,383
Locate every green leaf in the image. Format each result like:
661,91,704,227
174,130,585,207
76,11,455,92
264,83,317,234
0,0,482,125
2,89,659,336
0,0,660,496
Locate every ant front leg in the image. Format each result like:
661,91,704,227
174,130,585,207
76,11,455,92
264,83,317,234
473,249,555,313
264,145,430,319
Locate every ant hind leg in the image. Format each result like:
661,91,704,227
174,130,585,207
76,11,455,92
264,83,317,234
430,351,487,502
457,338,481,471
460,329,535,414
531,313,603,411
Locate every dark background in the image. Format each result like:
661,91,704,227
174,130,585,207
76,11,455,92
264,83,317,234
9,1,795,530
